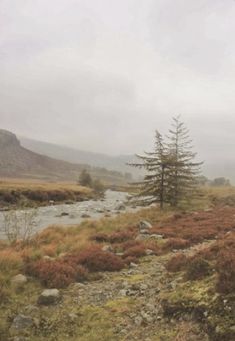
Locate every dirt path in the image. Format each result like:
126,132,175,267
60,241,213,340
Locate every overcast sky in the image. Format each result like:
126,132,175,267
1,0,235,167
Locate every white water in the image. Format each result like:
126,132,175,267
0,190,136,239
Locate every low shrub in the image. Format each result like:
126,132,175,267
90,233,109,243
75,265,89,282
0,250,23,272
121,240,142,251
71,245,125,272
165,254,188,272
123,244,146,259
123,256,138,265
90,230,136,244
24,259,77,288
216,250,235,294
163,238,191,251
41,244,58,257
108,230,135,243
185,257,212,281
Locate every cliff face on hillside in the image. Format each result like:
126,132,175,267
0,129,83,180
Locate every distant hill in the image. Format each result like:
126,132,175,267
19,136,235,184
0,130,128,184
20,136,138,178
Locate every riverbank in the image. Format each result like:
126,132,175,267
0,190,134,240
0,179,95,209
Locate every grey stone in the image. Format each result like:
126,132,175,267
145,249,154,256
149,234,163,239
38,289,61,305
60,212,69,216
10,314,33,331
42,255,53,260
68,313,78,321
134,316,143,326
119,289,128,297
11,274,27,285
116,204,126,211
139,283,148,290
139,220,152,229
81,213,91,218
140,229,150,235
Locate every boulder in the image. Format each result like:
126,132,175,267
10,314,33,332
138,221,152,230
115,204,126,211
60,212,69,216
37,289,61,305
11,274,27,286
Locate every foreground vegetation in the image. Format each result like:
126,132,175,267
0,186,235,340
0,179,95,208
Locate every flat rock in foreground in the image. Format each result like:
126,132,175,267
37,289,61,305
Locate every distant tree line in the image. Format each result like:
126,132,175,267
197,176,231,187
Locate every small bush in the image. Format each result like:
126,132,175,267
72,245,124,272
123,244,146,259
90,233,109,243
163,238,191,251
41,244,57,257
0,250,23,272
185,257,212,281
90,230,135,244
123,256,138,265
165,254,188,272
108,230,135,243
216,250,235,294
75,265,89,282
24,259,77,288
121,240,142,251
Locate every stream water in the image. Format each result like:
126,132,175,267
0,190,136,239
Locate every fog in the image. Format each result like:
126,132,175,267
1,0,235,177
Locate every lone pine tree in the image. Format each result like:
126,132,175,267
166,116,203,207
130,131,171,208
130,116,202,208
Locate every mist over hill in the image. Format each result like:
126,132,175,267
20,136,235,185
20,136,139,179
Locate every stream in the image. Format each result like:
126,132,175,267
0,190,136,239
